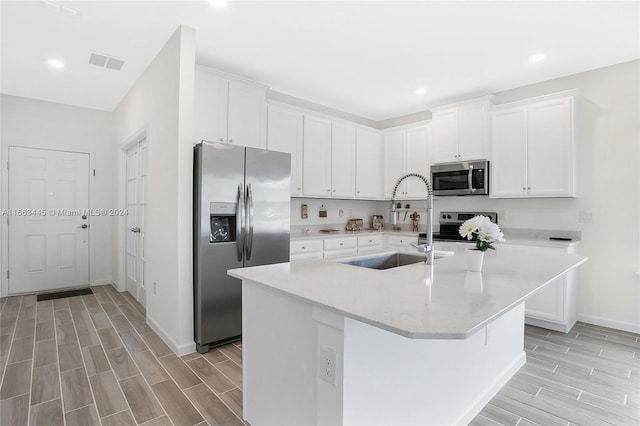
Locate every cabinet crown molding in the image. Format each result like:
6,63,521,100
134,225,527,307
381,120,431,133
429,94,495,112
195,63,269,89
491,89,581,111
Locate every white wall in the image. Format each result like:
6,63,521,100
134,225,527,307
112,25,196,355
0,94,114,296
290,198,381,228
422,60,639,332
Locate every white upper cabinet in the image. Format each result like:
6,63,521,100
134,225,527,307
383,123,431,199
432,97,492,163
267,104,303,196
227,80,267,149
331,122,356,198
527,98,574,197
491,91,577,198
383,129,406,198
404,125,431,198
355,127,382,199
302,115,332,197
194,70,228,144
490,107,528,197
194,66,267,149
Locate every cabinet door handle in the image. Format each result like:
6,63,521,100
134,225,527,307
229,138,233,143
528,187,531,190
522,187,526,190
218,138,224,142
339,242,343,246
301,246,306,250
297,187,301,190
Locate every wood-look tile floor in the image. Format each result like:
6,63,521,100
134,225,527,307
1,286,639,426
471,323,640,426
0,285,244,426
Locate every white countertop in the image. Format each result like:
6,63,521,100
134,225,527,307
290,226,581,248
290,228,416,240
228,244,587,339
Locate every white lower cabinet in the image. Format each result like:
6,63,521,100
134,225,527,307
384,234,418,249
523,245,578,333
357,235,383,254
290,239,323,260
323,236,358,257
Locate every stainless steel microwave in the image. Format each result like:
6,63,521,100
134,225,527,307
431,160,489,196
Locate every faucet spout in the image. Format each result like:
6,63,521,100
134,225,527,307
390,173,434,265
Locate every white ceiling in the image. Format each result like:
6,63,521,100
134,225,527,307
2,1,639,121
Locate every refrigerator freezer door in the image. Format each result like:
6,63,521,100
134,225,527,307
244,148,291,267
194,142,245,350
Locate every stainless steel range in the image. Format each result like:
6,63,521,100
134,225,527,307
419,211,498,243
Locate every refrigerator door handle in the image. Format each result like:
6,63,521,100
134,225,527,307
245,183,254,261
236,183,244,262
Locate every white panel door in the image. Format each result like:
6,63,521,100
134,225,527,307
8,147,89,293
404,125,430,198
355,127,382,199
267,105,303,195
458,102,488,160
527,98,574,197
331,122,356,198
432,108,459,163
194,69,228,144
228,79,267,149
302,115,332,197
126,139,148,307
490,107,528,198
383,130,405,198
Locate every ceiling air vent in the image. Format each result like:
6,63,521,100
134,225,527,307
89,52,124,71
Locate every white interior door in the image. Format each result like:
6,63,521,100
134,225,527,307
125,139,147,307
8,147,89,294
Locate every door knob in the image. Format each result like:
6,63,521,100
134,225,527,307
78,224,88,229
128,227,141,233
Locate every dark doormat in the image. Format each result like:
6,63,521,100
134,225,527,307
36,287,93,301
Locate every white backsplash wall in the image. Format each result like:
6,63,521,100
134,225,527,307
291,198,381,227
406,197,580,232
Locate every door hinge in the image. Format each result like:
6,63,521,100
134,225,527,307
93,169,96,177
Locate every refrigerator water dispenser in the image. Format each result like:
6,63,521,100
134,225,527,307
209,202,237,243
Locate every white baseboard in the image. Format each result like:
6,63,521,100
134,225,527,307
146,315,196,356
577,314,640,334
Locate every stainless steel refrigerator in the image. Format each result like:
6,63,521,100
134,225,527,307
193,141,290,353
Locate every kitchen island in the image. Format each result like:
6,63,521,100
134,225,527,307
228,245,587,425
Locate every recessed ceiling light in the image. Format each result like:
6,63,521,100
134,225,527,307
415,88,427,95
47,59,65,69
208,0,228,8
529,53,545,63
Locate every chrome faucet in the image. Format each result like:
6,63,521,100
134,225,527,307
390,173,434,265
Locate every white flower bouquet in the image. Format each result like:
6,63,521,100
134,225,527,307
459,215,506,252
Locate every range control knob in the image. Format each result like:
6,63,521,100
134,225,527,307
447,214,452,219
442,214,446,219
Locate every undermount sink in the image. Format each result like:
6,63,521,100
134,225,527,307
339,253,427,270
